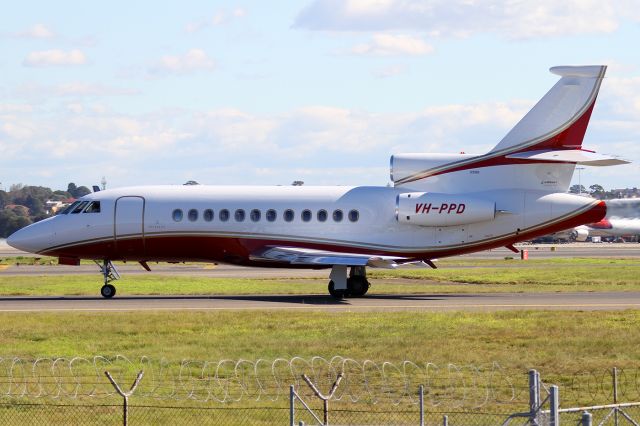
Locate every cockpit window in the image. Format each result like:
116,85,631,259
84,201,101,213
71,201,90,214
61,201,81,214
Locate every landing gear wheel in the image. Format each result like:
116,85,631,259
328,281,346,299
347,276,370,297
101,284,116,299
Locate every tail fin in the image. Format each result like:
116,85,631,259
392,65,628,192
490,65,606,155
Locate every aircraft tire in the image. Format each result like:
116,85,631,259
101,284,116,299
328,281,345,299
347,276,370,297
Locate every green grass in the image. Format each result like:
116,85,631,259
1,309,637,372
0,308,638,421
0,258,638,295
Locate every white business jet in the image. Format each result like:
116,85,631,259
569,198,640,241
7,65,629,298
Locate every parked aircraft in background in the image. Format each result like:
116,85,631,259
555,199,640,242
8,65,629,298
585,218,640,240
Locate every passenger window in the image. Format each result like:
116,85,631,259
71,201,90,214
284,209,294,222
250,209,261,222
317,209,327,222
235,209,245,222
172,209,183,222
188,209,198,222
84,201,101,213
61,201,81,214
301,209,312,222
266,209,277,222
333,209,343,222
203,209,214,222
219,209,230,222
348,209,359,222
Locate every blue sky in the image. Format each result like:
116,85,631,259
1,0,640,191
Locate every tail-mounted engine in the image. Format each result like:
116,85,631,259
396,192,496,226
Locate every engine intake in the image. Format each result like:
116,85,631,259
396,192,496,226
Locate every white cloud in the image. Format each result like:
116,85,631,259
13,23,56,39
22,49,86,67
0,98,527,187
351,33,433,56
2,73,639,189
14,82,140,98
232,8,247,18
0,104,33,113
373,64,406,78
149,49,215,75
185,8,247,33
295,0,640,39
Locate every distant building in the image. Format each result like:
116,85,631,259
45,200,63,215
610,188,640,199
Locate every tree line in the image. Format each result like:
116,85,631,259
568,184,640,199
0,183,91,238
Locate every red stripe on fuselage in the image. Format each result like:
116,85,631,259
42,201,606,266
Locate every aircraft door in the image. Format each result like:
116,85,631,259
114,196,145,256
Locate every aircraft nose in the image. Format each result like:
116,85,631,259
7,218,55,254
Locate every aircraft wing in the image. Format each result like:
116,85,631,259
249,246,428,269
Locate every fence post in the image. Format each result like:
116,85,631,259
581,411,592,426
528,369,541,426
613,367,619,426
104,370,144,426
443,414,449,426
290,385,295,426
549,385,559,426
302,373,344,426
419,384,424,426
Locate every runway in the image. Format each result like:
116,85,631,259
2,240,639,313
0,292,639,312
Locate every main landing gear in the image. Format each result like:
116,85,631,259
95,260,120,298
328,265,370,299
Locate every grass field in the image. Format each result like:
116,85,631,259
0,256,639,422
1,309,638,372
0,257,638,295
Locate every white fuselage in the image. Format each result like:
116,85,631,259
8,184,605,263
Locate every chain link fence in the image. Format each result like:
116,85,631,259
0,356,638,425
0,402,515,425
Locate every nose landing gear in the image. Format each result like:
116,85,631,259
95,260,120,298
101,283,116,298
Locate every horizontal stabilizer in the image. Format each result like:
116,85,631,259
505,149,629,166
550,66,605,78
250,246,417,269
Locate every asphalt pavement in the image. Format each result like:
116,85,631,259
1,241,639,313
0,292,638,313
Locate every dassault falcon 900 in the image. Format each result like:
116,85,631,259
7,65,629,298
